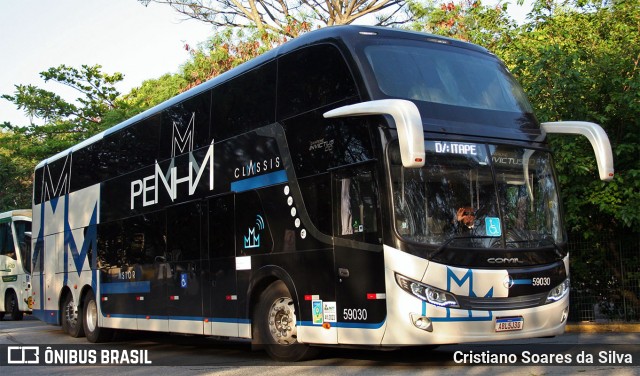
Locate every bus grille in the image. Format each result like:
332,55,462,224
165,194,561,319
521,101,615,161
456,292,549,310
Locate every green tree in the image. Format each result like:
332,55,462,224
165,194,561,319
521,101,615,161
0,130,33,210
408,0,516,50
0,64,130,211
504,0,640,318
2,64,126,138
121,27,284,113
3,64,123,126
501,0,640,234
139,0,413,37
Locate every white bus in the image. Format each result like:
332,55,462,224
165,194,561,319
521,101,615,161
0,209,32,320
31,26,613,361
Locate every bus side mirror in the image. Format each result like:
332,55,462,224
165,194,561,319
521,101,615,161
541,121,615,181
324,99,425,168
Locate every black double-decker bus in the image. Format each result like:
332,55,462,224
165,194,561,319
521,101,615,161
31,26,613,361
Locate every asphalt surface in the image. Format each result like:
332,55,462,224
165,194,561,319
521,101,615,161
1,315,638,375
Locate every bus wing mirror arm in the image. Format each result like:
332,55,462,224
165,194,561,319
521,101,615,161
323,99,425,168
541,121,614,181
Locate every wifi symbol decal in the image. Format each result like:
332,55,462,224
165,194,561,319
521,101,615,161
243,214,264,249
255,215,265,230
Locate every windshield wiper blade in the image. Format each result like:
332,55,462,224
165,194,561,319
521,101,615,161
504,235,563,256
432,235,498,259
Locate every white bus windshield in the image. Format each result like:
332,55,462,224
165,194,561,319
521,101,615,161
390,142,564,248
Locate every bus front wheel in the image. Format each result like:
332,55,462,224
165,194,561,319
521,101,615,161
83,290,112,342
62,293,85,338
253,280,318,362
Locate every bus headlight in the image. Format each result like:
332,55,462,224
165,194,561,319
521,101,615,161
546,278,570,303
395,273,459,308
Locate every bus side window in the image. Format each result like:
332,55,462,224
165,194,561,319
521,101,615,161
0,222,16,260
212,61,276,141
298,175,332,236
334,168,381,244
277,44,358,120
121,212,166,267
97,221,124,269
166,202,202,262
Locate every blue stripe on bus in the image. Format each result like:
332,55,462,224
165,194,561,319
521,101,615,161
209,317,251,324
101,281,151,294
299,320,386,329
33,309,59,324
101,313,250,324
231,170,288,193
513,279,532,285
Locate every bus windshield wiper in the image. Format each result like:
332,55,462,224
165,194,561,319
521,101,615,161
504,235,564,256
431,235,498,259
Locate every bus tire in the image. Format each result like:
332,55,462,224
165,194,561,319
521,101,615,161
6,290,23,321
62,293,85,338
83,290,112,343
253,280,318,362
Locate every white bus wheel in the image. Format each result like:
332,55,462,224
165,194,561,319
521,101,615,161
61,293,85,338
83,290,113,343
253,280,318,362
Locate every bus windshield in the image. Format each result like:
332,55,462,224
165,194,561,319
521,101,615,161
364,42,532,113
389,142,564,248
15,220,32,273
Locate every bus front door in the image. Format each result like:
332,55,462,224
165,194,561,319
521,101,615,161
332,166,387,345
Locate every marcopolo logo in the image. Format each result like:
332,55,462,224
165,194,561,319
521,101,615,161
487,257,524,264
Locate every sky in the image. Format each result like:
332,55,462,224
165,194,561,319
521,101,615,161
0,0,214,126
0,0,532,127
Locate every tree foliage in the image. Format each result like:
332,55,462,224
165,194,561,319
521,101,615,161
0,64,129,210
139,0,413,37
409,0,516,50
501,0,640,234
2,64,123,126
0,131,33,209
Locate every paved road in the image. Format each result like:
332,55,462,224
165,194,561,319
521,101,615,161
1,316,638,375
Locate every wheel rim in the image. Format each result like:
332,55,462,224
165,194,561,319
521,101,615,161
65,298,78,328
86,299,97,333
268,296,297,345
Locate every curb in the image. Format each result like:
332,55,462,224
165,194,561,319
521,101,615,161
565,323,640,333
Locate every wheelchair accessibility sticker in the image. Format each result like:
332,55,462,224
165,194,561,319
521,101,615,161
485,217,501,237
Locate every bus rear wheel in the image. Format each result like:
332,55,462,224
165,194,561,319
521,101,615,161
83,290,112,342
62,293,85,338
6,291,23,321
253,280,318,362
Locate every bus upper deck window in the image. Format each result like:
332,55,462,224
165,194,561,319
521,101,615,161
364,43,533,114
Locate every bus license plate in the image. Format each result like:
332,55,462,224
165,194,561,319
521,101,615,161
495,317,524,332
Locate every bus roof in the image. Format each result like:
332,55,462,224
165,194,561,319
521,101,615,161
0,209,32,222
35,26,490,170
